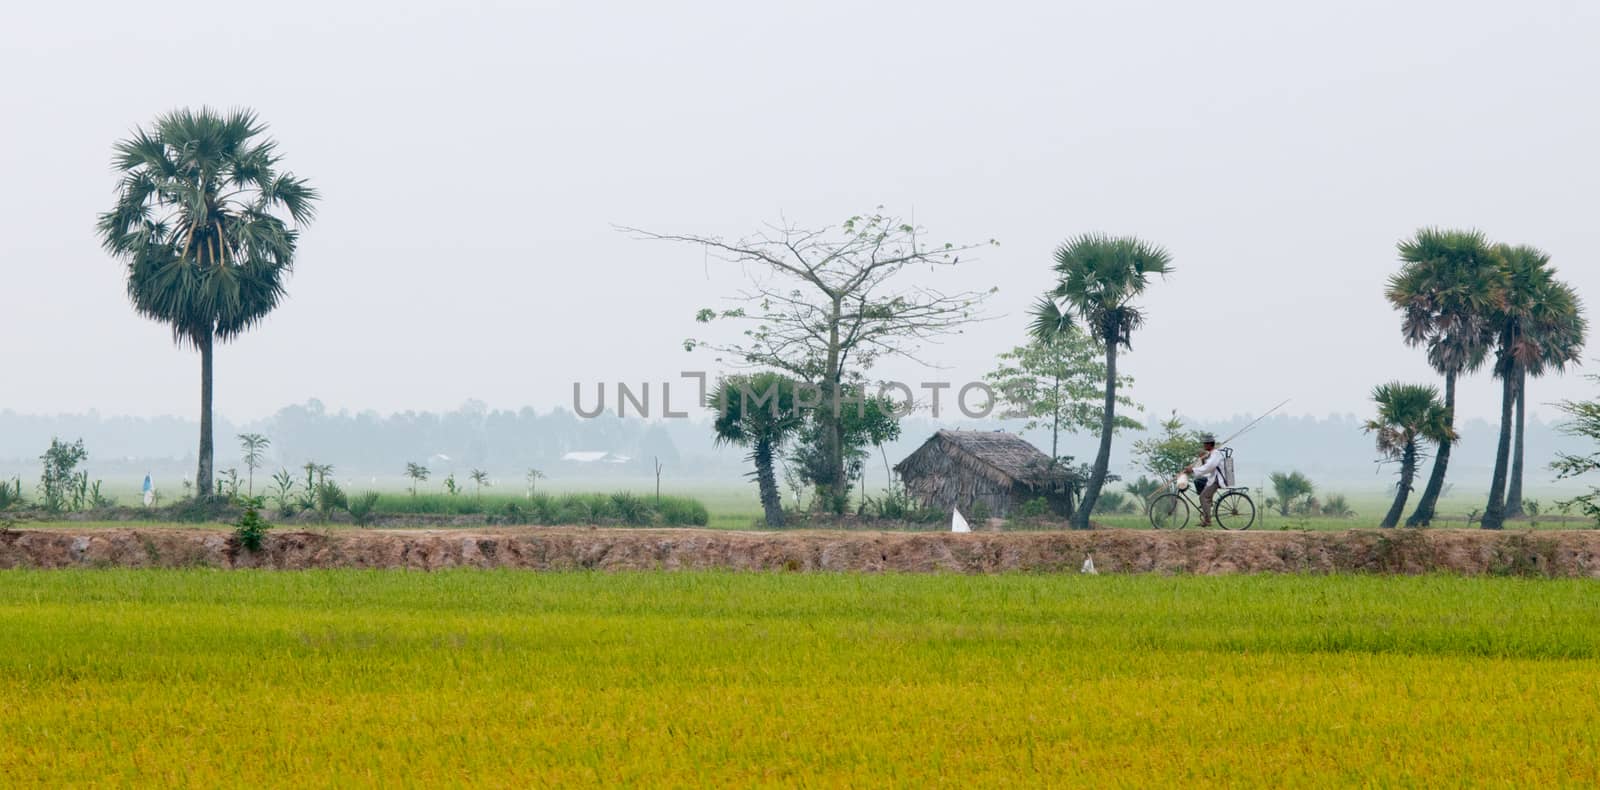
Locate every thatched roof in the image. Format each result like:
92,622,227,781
893,430,1081,492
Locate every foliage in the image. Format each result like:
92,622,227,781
1320,494,1354,518
1365,382,1455,528
0,477,25,510
1124,476,1164,501
985,324,1142,459
405,462,430,496
710,372,806,526
469,469,490,499
1092,491,1138,514
1553,372,1600,526
347,492,382,527
444,474,460,497
787,385,902,514
1387,229,1499,378
1014,497,1052,520
219,468,241,500
651,210,994,508
1130,412,1206,480
1482,244,1586,529
1268,472,1315,517
231,497,271,552
238,433,270,495
269,469,297,517
857,487,944,523
97,108,318,497
524,468,545,497
38,438,88,513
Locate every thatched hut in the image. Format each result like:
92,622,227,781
892,430,1084,518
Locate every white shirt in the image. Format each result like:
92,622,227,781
1192,448,1227,486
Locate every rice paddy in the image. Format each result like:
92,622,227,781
1,570,1597,786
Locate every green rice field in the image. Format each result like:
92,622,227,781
1,570,1597,785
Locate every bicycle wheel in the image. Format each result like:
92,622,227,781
1148,493,1190,530
1214,491,1256,531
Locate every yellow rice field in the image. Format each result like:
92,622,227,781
0,571,1597,786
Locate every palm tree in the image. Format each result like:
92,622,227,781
404,462,430,496
1506,292,1588,518
1033,234,1172,529
469,469,490,500
709,372,804,527
1268,471,1315,517
1364,383,1454,528
1481,245,1585,530
96,108,318,497
1384,229,1497,526
525,468,545,498
237,433,271,496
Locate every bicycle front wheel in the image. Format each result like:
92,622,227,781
1149,493,1190,530
1214,491,1256,531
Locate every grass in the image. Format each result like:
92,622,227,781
357,491,709,526
0,571,1597,785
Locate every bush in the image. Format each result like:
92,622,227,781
1094,491,1137,514
0,477,24,510
233,498,271,552
657,496,710,526
1015,497,1051,520
348,492,381,526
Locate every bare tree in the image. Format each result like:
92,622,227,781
624,210,994,511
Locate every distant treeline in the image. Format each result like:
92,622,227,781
0,401,1581,489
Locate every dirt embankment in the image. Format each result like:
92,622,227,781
2,527,1600,576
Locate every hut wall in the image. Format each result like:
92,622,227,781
898,444,1021,517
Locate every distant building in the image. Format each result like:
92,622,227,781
893,430,1084,518
560,451,630,464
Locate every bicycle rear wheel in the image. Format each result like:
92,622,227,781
1148,493,1190,530
1214,491,1256,531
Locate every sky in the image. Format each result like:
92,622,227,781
2,0,1597,428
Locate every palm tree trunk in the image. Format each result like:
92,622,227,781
1073,340,1117,530
1505,369,1527,518
1381,441,1417,528
1481,370,1518,530
196,330,215,498
1406,370,1455,527
754,437,783,528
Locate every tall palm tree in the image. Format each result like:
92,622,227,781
1384,228,1498,526
97,108,318,497
1506,297,1588,517
1481,245,1585,530
1364,383,1454,528
1033,234,1172,529
709,372,804,527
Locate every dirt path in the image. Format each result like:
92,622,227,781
3,526,1600,575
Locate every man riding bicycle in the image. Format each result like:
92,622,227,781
1183,434,1228,527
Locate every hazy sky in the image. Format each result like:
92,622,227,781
3,0,1596,428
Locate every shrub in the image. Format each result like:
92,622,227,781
0,477,24,510
1015,497,1051,520
1094,491,1137,514
657,496,709,526
233,497,271,552
1321,494,1354,518
348,492,381,526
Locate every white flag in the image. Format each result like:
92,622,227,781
951,508,971,533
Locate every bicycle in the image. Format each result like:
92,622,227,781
1147,481,1256,530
